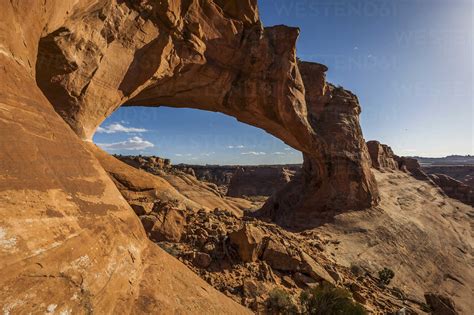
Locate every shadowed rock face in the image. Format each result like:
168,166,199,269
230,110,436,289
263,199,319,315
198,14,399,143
35,0,378,227
227,167,297,197
428,173,474,206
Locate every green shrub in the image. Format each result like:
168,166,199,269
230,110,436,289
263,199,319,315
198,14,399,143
266,288,299,315
378,268,395,285
300,283,367,315
420,302,432,312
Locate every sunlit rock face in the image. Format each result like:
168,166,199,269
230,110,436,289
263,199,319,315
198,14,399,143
0,0,378,312
367,140,400,171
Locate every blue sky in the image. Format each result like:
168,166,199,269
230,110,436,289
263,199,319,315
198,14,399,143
94,0,473,164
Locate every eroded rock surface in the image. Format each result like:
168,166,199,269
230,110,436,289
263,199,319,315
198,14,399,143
227,167,297,198
367,140,399,171
366,141,474,207
428,173,474,206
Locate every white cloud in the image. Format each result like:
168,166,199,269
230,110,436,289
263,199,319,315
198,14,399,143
201,152,215,157
96,123,147,134
175,153,194,157
98,136,154,151
272,152,285,155
227,145,245,149
354,46,359,50
241,151,266,156
284,147,293,151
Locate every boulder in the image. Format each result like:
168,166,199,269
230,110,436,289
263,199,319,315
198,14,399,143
397,157,430,180
229,224,267,262
242,280,267,299
140,215,158,233
293,272,318,288
262,240,302,271
299,252,335,285
193,252,212,269
150,209,186,243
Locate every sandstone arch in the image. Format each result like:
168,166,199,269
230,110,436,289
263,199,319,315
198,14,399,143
1,0,377,312
35,0,379,227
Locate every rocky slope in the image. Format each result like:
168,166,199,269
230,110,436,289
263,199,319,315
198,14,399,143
428,174,473,206
423,166,474,188
367,141,474,207
113,151,472,314
108,146,472,314
315,169,473,314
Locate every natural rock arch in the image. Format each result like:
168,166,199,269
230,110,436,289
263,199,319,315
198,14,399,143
0,0,377,311
35,0,378,227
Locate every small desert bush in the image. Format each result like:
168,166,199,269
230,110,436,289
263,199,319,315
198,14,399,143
378,267,395,285
300,283,367,315
266,288,299,315
350,263,364,277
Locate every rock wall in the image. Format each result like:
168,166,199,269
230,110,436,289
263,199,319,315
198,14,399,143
423,165,474,188
261,68,380,227
227,167,297,197
428,174,474,206
367,140,400,170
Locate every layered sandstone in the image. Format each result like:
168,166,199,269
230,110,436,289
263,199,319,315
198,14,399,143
367,140,399,170
423,165,474,188
227,167,297,197
261,75,379,227
428,173,474,206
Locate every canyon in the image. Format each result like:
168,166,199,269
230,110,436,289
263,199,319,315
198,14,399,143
0,0,472,314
